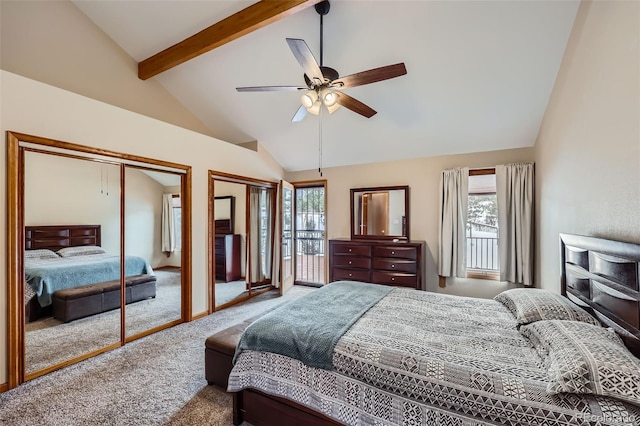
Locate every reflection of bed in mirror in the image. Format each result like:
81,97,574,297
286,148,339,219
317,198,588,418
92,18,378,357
24,224,155,323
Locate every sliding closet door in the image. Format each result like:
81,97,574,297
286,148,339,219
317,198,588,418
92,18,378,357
23,151,121,378
123,167,183,339
213,180,248,309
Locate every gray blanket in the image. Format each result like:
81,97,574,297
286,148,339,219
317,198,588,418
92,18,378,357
234,280,393,369
25,254,153,307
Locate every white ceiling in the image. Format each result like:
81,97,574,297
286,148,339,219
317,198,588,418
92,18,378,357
73,0,580,172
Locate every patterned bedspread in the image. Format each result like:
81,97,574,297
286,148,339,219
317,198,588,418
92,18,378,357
229,288,640,426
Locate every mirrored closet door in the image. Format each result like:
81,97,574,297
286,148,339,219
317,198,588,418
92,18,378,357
23,151,122,376
124,167,183,339
6,132,192,389
209,171,277,312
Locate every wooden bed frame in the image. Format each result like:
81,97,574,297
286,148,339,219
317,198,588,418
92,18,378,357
232,233,640,425
25,224,101,251
24,224,102,322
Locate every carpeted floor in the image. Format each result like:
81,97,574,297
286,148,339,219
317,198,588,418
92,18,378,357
25,270,183,374
215,280,248,307
0,285,315,425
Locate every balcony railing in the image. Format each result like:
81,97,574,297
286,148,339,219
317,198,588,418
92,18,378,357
282,230,325,284
466,222,498,271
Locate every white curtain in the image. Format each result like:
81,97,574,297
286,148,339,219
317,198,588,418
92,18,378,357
271,185,281,289
262,187,273,280
496,163,534,286
247,187,275,285
438,167,469,278
247,187,262,284
161,194,175,255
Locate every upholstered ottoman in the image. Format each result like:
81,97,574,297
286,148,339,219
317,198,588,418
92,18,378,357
52,283,104,323
52,274,156,322
205,317,257,389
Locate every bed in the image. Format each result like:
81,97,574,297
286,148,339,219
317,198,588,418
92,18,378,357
24,225,154,321
227,233,640,425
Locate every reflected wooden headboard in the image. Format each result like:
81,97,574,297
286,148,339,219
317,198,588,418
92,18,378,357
25,225,101,251
560,233,640,356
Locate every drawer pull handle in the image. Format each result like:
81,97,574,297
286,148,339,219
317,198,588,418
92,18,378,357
391,277,395,281
349,273,353,277
391,264,395,268
391,251,395,255
348,248,352,252
349,261,352,265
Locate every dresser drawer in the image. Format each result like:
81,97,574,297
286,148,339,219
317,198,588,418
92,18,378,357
373,246,417,260
372,271,418,288
372,258,416,273
332,244,371,257
332,268,371,282
333,256,371,269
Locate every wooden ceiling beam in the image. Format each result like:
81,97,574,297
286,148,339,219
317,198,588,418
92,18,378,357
138,0,324,80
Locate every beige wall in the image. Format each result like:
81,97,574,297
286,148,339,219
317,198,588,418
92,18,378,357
0,70,284,385
535,0,640,291
286,147,534,297
0,0,213,138
24,152,122,254
124,168,167,269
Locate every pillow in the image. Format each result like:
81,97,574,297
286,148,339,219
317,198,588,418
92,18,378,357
24,249,59,259
520,320,640,407
57,245,106,257
494,288,599,326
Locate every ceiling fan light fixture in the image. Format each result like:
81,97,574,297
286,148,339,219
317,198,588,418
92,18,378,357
301,91,317,108
326,101,340,114
322,89,338,107
307,99,321,115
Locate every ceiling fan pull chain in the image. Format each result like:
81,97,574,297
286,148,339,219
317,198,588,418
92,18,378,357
318,107,323,177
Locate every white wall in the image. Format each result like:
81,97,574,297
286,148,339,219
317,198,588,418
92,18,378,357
0,70,284,385
286,147,534,296
24,152,121,254
535,0,640,291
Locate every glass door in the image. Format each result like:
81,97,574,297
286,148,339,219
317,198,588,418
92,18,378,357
280,180,294,294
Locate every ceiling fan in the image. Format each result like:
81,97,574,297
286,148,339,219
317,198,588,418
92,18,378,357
236,0,407,122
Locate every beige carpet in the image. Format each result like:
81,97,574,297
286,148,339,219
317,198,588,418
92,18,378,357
1,285,315,425
25,270,183,374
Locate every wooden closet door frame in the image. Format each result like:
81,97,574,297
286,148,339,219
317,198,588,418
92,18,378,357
5,131,193,390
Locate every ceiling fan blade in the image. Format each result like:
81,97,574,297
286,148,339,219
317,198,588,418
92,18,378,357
291,105,308,122
331,63,407,89
286,38,324,83
236,86,306,92
335,92,377,118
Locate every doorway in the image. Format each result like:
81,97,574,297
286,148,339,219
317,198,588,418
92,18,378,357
293,181,326,286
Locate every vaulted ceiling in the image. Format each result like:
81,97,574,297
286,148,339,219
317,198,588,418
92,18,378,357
74,0,580,172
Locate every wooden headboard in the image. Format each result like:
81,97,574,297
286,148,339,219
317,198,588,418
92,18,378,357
25,225,101,251
560,233,640,356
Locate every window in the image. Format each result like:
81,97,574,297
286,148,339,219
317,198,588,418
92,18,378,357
172,194,182,250
467,170,498,279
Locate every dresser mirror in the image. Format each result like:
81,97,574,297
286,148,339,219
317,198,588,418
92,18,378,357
350,185,410,240
214,196,235,235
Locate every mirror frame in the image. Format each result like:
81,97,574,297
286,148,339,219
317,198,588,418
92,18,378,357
6,131,192,389
350,185,410,241
208,170,278,313
213,195,235,235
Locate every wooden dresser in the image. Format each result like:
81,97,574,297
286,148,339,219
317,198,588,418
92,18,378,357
215,234,241,282
329,239,425,289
